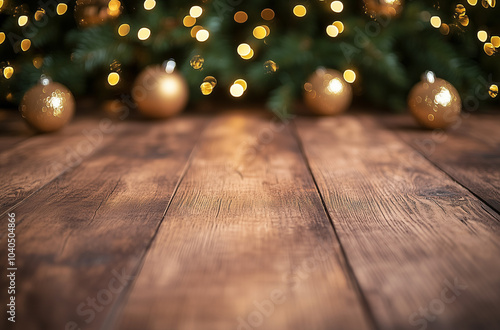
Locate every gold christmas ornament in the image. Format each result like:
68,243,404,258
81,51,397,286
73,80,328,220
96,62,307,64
132,65,189,119
75,0,122,28
364,0,404,18
408,71,461,129
303,68,352,115
19,77,75,133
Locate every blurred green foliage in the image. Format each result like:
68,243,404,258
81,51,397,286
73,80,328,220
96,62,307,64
0,0,499,112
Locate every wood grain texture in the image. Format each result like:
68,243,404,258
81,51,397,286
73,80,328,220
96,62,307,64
0,116,207,330
295,115,500,330
0,109,33,153
115,112,372,330
0,118,119,215
383,114,500,213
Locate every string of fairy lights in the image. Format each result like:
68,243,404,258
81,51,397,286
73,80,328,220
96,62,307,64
0,0,498,101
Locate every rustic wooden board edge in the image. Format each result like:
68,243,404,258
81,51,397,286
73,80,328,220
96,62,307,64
0,114,212,330
100,121,210,330
289,120,381,330
404,149,500,220
294,114,500,329
0,118,125,217
113,111,374,330
376,114,500,218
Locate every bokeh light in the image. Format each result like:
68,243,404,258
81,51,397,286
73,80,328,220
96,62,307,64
138,27,151,40
108,72,120,86
261,9,275,20
144,0,156,10
196,29,209,42
430,16,441,28
191,25,203,38
118,24,130,36
3,66,14,79
489,84,498,98
331,1,344,13
18,15,28,27
237,43,251,57
241,49,254,60
108,0,121,16
343,69,356,83
234,79,248,91
200,76,217,95
190,6,203,18
200,82,213,95
56,3,67,15
183,15,196,27
190,55,204,70
484,43,495,56
234,11,248,23
491,36,500,48
264,60,278,73
333,21,344,33
230,84,244,97
477,30,488,42
20,39,31,51
326,25,339,37
293,5,307,17
33,56,44,69
253,26,267,39
35,9,45,21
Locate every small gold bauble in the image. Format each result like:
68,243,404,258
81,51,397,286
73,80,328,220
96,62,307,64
20,80,75,133
304,68,352,116
408,72,461,129
364,0,404,18
132,66,189,119
74,0,122,28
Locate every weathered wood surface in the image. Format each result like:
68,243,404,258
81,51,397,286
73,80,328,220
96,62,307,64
0,116,207,330
0,117,120,215
295,115,500,330
0,111,499,330
0,110,33,153
114,112,371,330
384,114,500,214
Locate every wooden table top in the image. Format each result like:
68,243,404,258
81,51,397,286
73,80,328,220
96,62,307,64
1,109,499,330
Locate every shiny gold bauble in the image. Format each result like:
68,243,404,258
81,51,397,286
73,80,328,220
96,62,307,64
132,66,189,119
304,68,352,116
20,80,75,133
364,0,404,18
74,0,122,28
408,73,461,129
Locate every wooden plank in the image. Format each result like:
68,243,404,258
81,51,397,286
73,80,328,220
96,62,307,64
459,114,500,146
383,114,500,213
114,112,372,330
0,117,121,215
0,116,207,330
295,115,500,330
0,109,33,153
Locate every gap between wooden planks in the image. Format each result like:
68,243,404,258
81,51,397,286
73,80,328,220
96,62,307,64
381,114,500,215
0,117,123,216
1,111,499,330
0,115,208,330
294,114,500,330
112,112,372,330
